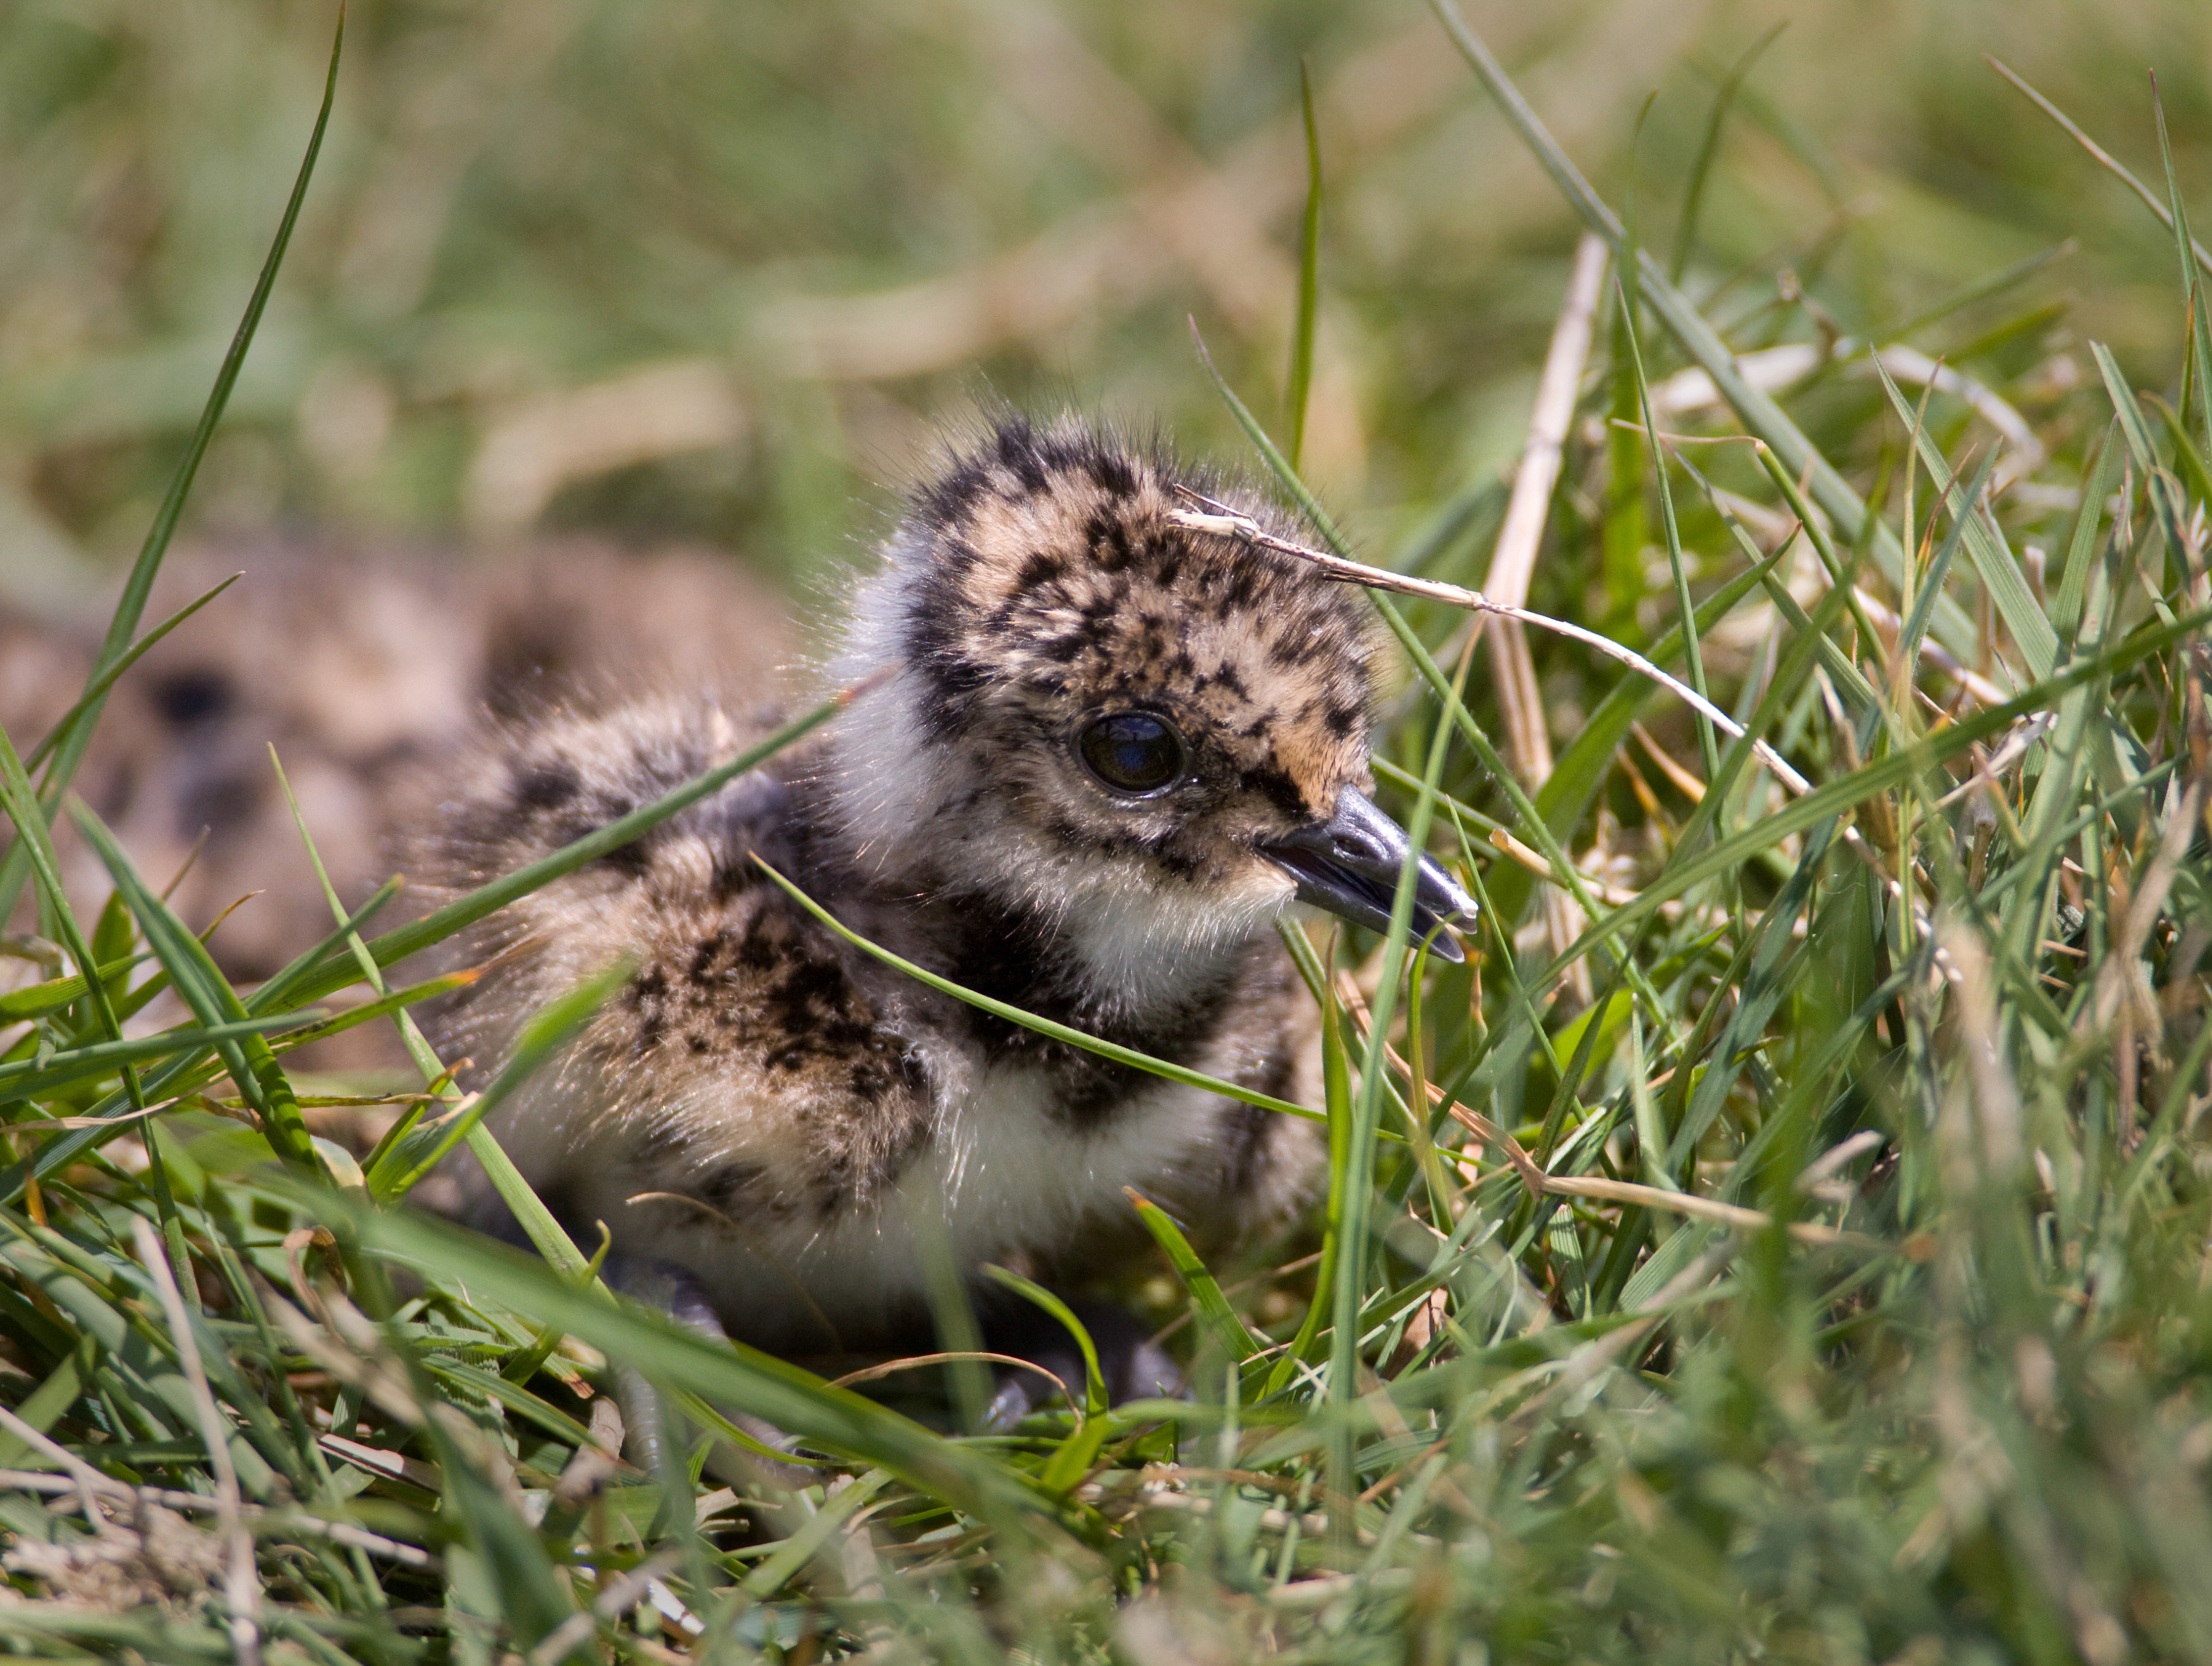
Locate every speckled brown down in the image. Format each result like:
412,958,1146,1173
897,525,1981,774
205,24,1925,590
0,539,789,1077
413,415,1473,1403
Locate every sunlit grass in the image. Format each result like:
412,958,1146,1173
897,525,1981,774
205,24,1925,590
4,4,2212,1663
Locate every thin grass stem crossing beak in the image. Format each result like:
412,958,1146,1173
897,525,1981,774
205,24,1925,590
1258,787,1476,963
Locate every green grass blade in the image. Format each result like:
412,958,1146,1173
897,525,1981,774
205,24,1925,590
1670,449,1883,714
983,1270,1114,1493
1430,0,1972,659
418,1406,581,1658
334,1194,1050,1521
0,1015,312,1108
0,728,117,1023
366,961,629,1203
264,970,470,1059
236,875,404,1018
1874,241,2077,343
982,1264,1106,1416
63,800,322,1181
463,1124,595,1287
1329,612,1464,1429
2091,341,2194,583
1269,978,1352,1397
1124,1189,1261,1367
1668,23,1784,284
270,745,453,1095
1897,439,2005,678
1620,282,1719,778
1535,597,2212,987
2151,395,2212,513
1287,58,1322,472
1871,355,2058,678
0,726,151,1172
1991,56,2212,279
0,951,147,1023
2152,82,2212,463
2044,418,2115,641
1483,537,1793,927
755,857,1323,1126
739,1469,892,1600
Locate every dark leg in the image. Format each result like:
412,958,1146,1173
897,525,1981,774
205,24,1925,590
600,1255,807,1487
977,1296,1182,1432
463,1190,805,1483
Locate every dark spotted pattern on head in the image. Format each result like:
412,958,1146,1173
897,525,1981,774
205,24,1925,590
888,416,1379,896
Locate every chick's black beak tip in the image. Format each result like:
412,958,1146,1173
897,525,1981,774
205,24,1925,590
1260,787,1476,964
1416,915,1470,964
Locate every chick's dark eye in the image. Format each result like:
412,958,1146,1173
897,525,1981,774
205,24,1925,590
1078,712,1186,796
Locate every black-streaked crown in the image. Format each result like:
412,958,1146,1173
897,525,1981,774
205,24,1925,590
829,417,1381,928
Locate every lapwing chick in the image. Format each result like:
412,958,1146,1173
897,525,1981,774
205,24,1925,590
416,416,1474,1425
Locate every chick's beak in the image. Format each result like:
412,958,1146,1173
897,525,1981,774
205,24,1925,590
1257,787,1478,963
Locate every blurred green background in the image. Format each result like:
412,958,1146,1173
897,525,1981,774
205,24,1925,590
1,0,2206,614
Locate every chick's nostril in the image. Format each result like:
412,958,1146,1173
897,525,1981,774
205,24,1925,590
1328,825,1386,866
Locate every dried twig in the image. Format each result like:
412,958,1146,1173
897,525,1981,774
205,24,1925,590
1483,232,1610,990
1486,231,1610,784
824,1352,1079,1425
